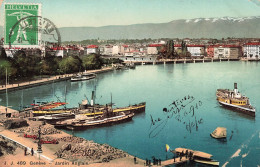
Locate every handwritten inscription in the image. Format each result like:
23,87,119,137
149,95,203,138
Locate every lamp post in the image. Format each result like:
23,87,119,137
37,125,42,159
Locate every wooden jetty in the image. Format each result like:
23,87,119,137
161,157,189,166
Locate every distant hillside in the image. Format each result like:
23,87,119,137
1,16,260,41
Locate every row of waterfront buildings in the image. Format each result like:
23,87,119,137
1,37,260,59
79,42,260,59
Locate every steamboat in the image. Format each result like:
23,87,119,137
216,83,255,117
79,91,146,117
71,71,96,82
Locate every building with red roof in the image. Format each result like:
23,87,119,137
86,45,99,54
87,45,98,48
207,45,215,58
208,45,242,58
187,45,206,57
147,44,162,55
148,44,162,47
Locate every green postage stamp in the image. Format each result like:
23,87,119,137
4,3,41,48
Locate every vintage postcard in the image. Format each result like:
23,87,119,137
0,0,259,167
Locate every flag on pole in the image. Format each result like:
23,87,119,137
166,144,170,152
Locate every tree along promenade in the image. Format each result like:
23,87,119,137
0,67,113,94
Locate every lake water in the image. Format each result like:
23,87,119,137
1,61,260,166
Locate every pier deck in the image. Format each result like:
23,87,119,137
124,58,240,65
161,157,189,166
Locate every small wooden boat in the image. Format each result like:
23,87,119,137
194,159,219,166
31,101,67,111
211,127,227,139
24,101,71,116
32,109,75,116
113,63,125,70
35,113,76,124
126,63,136,69
175,148,213,159
175,148,219,166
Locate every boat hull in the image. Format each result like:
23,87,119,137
71,75,96,82
210,133,226,139
32,109,75,116
219,101,255,117
83,102,146,117
194,159,219,166
113,102,146,114
58,113,134,130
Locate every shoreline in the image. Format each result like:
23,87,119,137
0,58,240,94
0,67,113,94
0,119,146,167
1,57,259,94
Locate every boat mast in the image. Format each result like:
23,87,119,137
52,80,55,99
20,89,23,110
91,90,95,118
5,68,8,109
65,85,67,109
110,93,113,111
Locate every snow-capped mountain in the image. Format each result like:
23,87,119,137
0,16,259,41
184,16,260,23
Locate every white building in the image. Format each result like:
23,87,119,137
112,45,119,55
5,50,14,58
104,46,113,55
49,47,65,57
243,42,260,59
214,47,230,58
86,45,99,54
55,50,64,57
147,47,158,55
159,40,166,44
147,44,161,55
213,45,241,58
187,45,205,57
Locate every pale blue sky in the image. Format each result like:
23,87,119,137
1,0,260,27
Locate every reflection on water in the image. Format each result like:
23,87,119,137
0,61,260,166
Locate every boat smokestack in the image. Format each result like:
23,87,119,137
234,83,238,95
91,91,94,106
